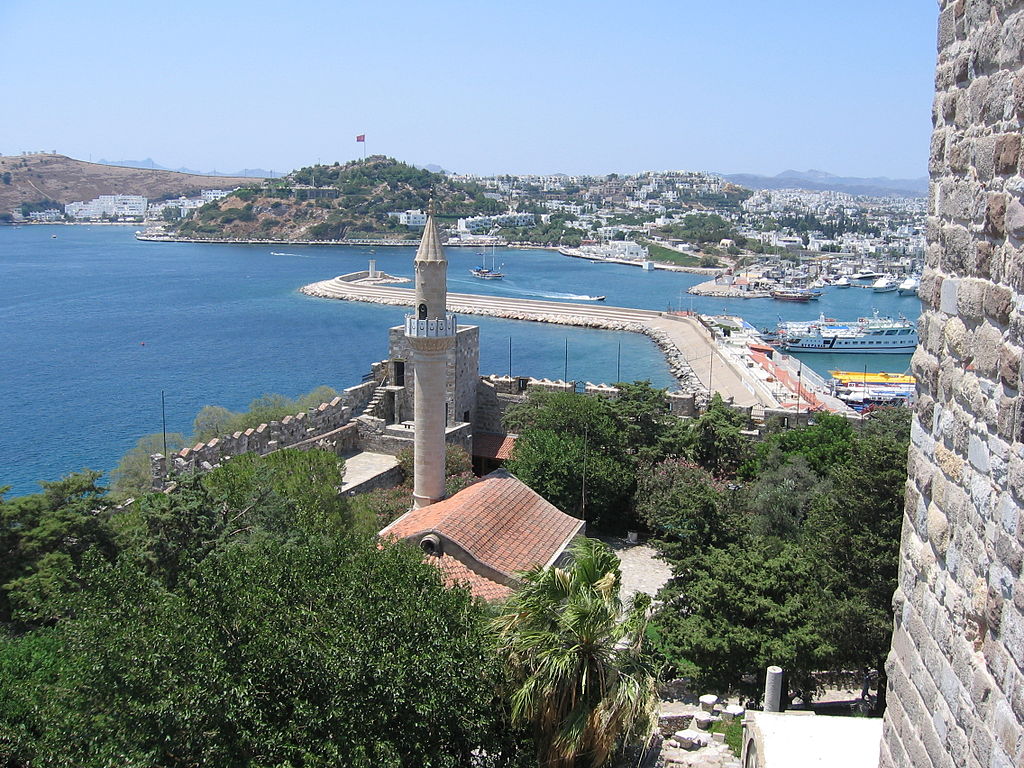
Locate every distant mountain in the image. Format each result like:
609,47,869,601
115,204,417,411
98,158,274,178
721,169,928,197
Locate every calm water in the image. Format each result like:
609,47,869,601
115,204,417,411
0,226,921,496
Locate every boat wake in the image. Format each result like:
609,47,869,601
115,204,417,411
498,285,607,301
270,251,308,257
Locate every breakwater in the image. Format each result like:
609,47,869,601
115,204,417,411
301,274,703,391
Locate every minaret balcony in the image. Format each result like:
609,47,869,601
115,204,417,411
405,313,457,338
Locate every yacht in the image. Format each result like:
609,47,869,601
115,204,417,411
872,275,898,293
897,276,920,296
834,276,851,288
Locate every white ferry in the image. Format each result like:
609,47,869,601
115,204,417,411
774,312,918,353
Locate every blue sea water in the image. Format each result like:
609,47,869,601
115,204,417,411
0,226,921,497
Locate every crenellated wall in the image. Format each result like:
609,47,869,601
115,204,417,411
880,2,1024,766
149,367,386,488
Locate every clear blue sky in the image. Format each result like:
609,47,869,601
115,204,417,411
0,0,938,178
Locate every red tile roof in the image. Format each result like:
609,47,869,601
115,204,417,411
382,469,583,576
435,555,513,601
473,432,517,460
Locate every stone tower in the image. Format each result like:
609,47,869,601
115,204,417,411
879,2,1024,766
406,204,457,508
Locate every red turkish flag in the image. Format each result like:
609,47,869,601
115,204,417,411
356,134,365,142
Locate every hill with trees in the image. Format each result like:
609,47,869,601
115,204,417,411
0,154,258,213
169,156,504,242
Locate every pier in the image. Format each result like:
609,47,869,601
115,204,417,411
301,273,781,410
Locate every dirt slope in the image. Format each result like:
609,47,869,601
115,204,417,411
0,154,262,211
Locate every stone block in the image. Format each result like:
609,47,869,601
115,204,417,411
994,133,1021,175
998,344,1021,388
1006,196,1024,240
986,193,1007,237
975,240,994,278
957,278,988,319
984,283,1014,325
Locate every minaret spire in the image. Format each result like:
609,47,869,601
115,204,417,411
406,199,457,509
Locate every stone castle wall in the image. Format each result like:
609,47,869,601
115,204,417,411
880,2,1024,766
150,368,385,487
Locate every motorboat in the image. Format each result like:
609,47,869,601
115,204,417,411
897,276,920,296
872,276,898,292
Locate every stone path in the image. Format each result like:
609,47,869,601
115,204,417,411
598,536,674,602
339,451,399,494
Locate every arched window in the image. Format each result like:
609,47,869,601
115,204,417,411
418,303,427,320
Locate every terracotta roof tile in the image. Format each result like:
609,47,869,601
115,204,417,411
473,432,517,460
435,555,513,601
381,469,583,577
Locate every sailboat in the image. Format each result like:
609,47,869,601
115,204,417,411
470,244,504,279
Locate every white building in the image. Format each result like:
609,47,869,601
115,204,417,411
457,212,535,232
65,194,148,220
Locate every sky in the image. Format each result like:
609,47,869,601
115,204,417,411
0,0,939,179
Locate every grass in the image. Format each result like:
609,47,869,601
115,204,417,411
639,239,716,267
709,718,743,756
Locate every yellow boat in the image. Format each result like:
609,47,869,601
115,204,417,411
829,370,916,384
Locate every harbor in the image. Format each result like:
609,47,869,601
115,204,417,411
302,270,916,417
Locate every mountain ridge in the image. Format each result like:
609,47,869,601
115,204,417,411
721,169,927,197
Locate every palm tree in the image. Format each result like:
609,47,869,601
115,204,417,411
493,538,658,768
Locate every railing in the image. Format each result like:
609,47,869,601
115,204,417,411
404,313,457,337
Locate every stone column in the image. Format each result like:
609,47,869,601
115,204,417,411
412,343,449,508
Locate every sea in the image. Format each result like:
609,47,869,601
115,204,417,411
0,225,922,497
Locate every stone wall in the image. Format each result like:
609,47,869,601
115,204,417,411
150,371,385,487
879,2,1024,766
387,324,479,425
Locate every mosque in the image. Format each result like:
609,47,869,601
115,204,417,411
377,205,584,599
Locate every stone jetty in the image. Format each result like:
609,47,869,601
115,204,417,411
301,273,779,408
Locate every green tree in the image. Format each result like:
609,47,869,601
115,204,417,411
494,538,657,768
192,404,236,441
507,429,633,530
652,539,834,701
685,393,747,477
111,432,186,499
636,460,733,565
0,536,509,767
0,472,118,627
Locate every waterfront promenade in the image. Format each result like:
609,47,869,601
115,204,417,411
302,274,778,409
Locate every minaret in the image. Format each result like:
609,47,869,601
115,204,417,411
406,202,457,508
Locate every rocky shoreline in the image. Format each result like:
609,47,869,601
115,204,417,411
300,280,700,390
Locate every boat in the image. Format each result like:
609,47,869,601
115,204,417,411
471,246,504,279
850,271,883,281
773,311,919,353
771,289,815,302
829,370,916,385
470,266,504,279
897,276,920,296
834,276,851,288
872,276,898,292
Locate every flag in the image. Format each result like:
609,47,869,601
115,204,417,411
356,134,365,142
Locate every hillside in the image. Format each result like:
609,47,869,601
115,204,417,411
0,154,261,212
170,156,503,241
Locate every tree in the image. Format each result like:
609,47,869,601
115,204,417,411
192,404,236,442
494,538,657,768
652,538,835,701
0,535,509,767
507,429,634,530
636,460,734,566
0,471,118,627
684,394,747,477
111,432,186,499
